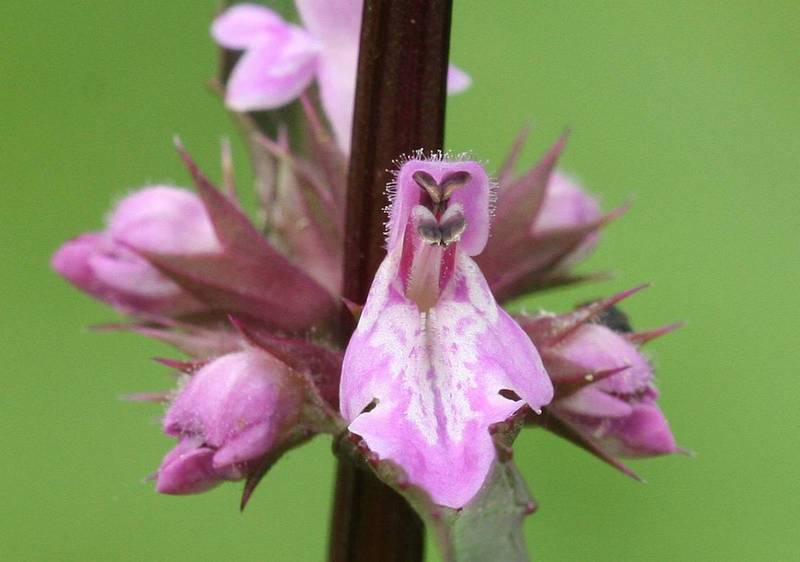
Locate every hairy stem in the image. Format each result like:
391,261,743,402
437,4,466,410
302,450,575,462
330,1,453,561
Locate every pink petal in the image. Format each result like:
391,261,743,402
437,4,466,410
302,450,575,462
212,423,276,469
163,351,291,449
555,386,633,418
51,233,111,300
225,28,318,112
108,186,220,255
295,0,362,152
534,172,600,233
532,172,601,265
341,251,552,508
295,0,362,41
606,402,677,457
388,159,492,257
211,3,286,50
156,442,222,495
88,251,182,299
447,65,471,94
556,324,653,396
52,232,203,315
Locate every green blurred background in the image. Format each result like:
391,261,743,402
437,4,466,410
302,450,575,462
2,1,798,560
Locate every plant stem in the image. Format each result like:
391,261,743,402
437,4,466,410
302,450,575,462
331,1,453,561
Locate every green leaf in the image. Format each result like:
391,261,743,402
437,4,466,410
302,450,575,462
445,460,534,562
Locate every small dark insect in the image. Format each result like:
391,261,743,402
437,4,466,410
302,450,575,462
590,304,634,333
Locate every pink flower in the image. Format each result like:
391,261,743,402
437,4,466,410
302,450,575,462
212,2,470,152
545,323,675,457
157,349,303,494
340,159,553,508
518,294,678,461
52,186,220,316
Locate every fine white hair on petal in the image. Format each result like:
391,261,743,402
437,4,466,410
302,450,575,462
382,151,497,240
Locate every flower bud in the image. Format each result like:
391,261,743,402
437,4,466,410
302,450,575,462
532,321,676,458
533,172,601,264
156,349,303,494
52,186,219,316
477,133,608,302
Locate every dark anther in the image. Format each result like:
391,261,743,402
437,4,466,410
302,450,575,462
417,221,444,246
412,169,471,209
415,205,467,247
437,211,466,246
412,171,442,204
439,171,471,200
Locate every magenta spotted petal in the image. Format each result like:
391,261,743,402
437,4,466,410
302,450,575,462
341,160,552,508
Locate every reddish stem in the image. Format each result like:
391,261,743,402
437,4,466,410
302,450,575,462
330,1,453,561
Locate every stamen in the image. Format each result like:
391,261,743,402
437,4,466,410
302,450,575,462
413,205,443,245
438,211,466,246
412,171,442,204
418,223,443,246
439,171,471,201
412,204,467,247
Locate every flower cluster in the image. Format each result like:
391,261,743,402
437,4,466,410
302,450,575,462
53,0,679,533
